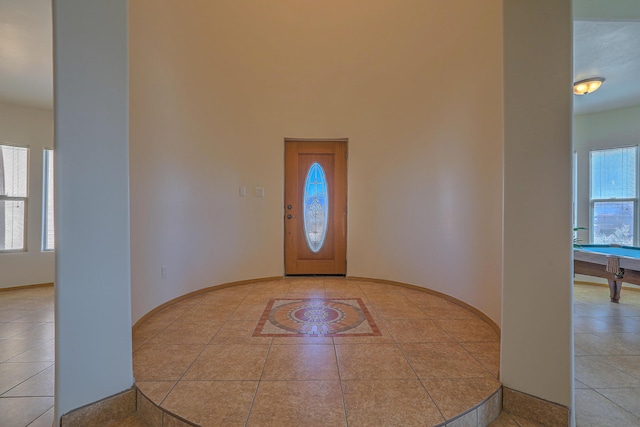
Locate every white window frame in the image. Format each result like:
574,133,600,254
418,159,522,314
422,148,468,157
0,143,29,253
589,145,639,246
42,148,54,251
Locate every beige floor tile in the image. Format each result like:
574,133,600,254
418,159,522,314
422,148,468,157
176,303,238,322
271,336,334,345
324,284,366,298
435,318,499,342
247,380,345,427
132,319,172,351
342,379,445,426
600,355,640,379
415,300,478,320
575,388,640,427
489,412,542,427
229,304,269,321
145,302,195,324
136,380,176,405
575,378,589,389
402,342,492,379
133,344,204,381
0,322,44,340
358,282,402,294
575,316,640,334
335,343,416,380
574,332,640,356
365,293,414,306
0,396,53,427
596,387,640,418
12,323,54,341
147,320,224,345
26,406,54,427
240,294,278,305
369,301,428,320
183,344,269,380
0,310,36,322
0,339,43,363
286,290,327,299
0,362,52,395
459,341,501,377
12,310,54,323
331,321,395,344
574,302,635,318
7,339,54,362
384,318,452,343
575,356,640,388
162,380,257,426
3,365,53,397
262,344,338,380
422,377,500,419
210,320,272,345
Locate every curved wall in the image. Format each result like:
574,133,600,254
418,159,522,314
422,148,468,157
129,0,503,325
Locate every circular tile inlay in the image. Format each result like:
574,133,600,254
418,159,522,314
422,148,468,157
268,299,366,335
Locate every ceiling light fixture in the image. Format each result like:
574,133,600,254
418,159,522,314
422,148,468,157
573,77,605,95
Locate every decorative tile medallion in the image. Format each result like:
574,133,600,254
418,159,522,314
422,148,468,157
253,298,381,337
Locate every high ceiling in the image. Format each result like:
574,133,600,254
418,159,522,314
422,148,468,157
0,0,638,115
574,20,640,115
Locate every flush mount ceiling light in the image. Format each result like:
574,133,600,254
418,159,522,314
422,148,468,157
573,77,605,95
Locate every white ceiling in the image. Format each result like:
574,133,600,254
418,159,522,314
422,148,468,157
0,0,52,109
574,20,640,115
0,1,638,116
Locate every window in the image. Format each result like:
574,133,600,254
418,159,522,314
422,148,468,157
303,162,328,253
43,149,54,251
590,146,637,245
0,144,29,251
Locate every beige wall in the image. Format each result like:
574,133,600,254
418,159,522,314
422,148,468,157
502,0,573,410
574,104,640,247
129,0,504,325
0,101,54,289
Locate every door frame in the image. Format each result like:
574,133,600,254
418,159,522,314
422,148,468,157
283,137,348,276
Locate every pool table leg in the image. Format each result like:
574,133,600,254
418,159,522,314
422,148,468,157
608,279,622,303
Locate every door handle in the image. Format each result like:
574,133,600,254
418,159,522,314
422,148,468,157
287,214,297,219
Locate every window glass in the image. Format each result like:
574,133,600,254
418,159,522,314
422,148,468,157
0,145,29,251
593,201,634,245
43,149,54,251
591,147,636,199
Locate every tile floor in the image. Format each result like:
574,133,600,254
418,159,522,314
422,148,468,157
574,283,640,427
0,285,55,427
2,280,638,426
132,278,501,426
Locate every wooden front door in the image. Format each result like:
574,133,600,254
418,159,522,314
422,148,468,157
284,140,347,275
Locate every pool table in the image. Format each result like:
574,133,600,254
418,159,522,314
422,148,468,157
574,244,640,303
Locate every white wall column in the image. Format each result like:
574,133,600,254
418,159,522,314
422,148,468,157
502,0,574,421
53,0,132,421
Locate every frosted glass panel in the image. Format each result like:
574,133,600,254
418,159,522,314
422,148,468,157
591,147,636,199
593,201,634,245
303,163,328,253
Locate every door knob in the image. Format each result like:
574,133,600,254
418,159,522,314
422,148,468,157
287,214,296,219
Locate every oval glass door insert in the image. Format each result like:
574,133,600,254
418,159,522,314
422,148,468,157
303,162,329,253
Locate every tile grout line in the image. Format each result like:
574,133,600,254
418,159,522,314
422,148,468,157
243,282,283,427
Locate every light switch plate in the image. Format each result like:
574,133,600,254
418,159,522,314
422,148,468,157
255,187,265,197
